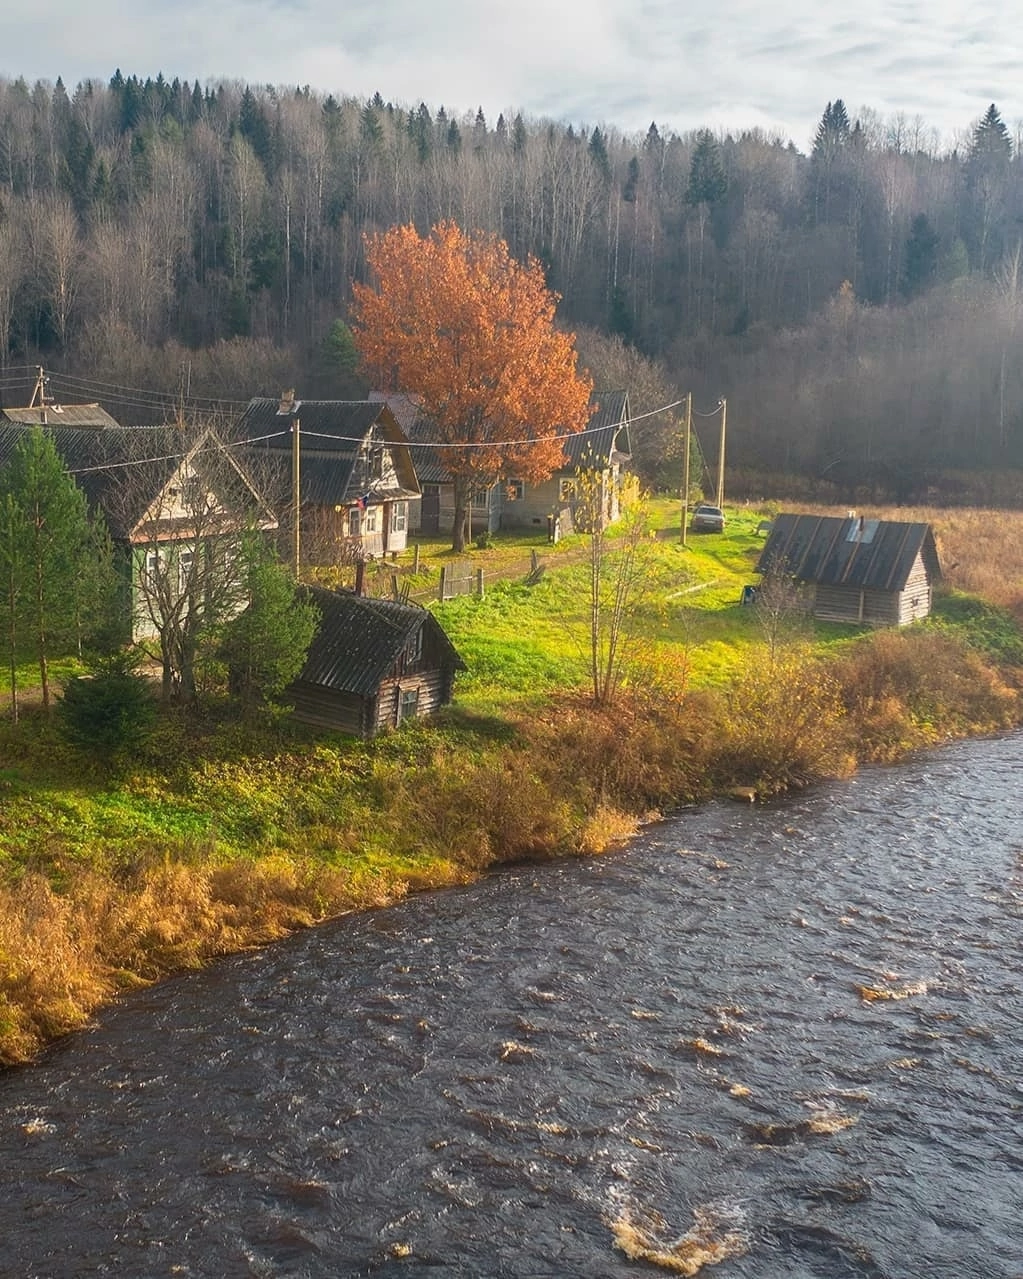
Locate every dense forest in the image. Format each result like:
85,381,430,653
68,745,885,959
1,72,1023,501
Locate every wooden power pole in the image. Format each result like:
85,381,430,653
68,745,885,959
715,397,727,509
291,416,301,577
681,391,692,546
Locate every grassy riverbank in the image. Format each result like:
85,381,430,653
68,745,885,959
2,500,1022,1064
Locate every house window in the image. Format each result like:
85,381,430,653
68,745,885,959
144,548,161,584
559,478,576,502
182,475,206,511
404,628,424,669
471,488,490,510
505,479,524,501
363,505,378,533
348,506,361,537
398,686,420,723
178,548,195,594
368,444,384,481
391,502,407,533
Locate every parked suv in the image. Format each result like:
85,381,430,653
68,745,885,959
690,503,725,533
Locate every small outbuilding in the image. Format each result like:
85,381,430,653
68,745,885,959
756,513,941,626
288,587,465,737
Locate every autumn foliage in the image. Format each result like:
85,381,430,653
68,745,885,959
351,220,593,549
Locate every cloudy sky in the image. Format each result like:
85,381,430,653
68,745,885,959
2,0,1020,151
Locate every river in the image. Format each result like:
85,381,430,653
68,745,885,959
2,733,1022,1278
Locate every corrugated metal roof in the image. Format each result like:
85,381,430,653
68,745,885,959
757,513,941,591
298,586,464,696
0,423,185,537
0,423,272,540
235,398,420,505
1,403,122,429
562,389,632,469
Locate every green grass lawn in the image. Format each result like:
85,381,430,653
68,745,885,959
430,500,781,704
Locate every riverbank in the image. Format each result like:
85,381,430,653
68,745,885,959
2,618,1020,1066
2,503,1023,1065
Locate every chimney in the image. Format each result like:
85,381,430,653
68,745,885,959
277,388,296,415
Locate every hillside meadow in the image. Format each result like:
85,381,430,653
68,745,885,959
2,499,1022,1063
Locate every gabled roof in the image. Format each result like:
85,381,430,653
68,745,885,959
0,423,273,541
1,403,122,429
757,514,941,591
235,398,420,505
562,389,632,470
297,587,464,696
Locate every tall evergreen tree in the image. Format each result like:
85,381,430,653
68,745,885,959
686,130,726,205
0,429,112,711
965,103,1013,269
902,213,939,298
588,126,611,181
812,100,851,161
970,103,1012,161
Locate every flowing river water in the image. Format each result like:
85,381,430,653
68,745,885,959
2,733,1023,1278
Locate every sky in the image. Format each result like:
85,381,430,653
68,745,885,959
2,0,1021,151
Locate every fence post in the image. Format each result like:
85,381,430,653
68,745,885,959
413,544,420,574
439,564,447,601
476,568,485,598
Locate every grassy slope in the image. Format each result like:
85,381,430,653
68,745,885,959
1,497,1022,1061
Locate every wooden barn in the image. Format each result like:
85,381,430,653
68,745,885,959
288,587,465,737
756,513,941,626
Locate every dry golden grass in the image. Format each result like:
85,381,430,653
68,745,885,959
0,856,415,1064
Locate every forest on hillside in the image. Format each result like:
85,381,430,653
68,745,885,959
1,73,1023,502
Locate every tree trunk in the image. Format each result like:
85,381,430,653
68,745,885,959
451,476,471,553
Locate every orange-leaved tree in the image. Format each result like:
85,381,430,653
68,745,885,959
350,220,593,551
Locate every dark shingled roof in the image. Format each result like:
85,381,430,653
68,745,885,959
757,514,941,591
235,398,420,506
297,587,464,696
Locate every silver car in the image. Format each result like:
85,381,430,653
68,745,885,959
690,503,725,533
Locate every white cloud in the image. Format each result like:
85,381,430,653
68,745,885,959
1,0,1021,149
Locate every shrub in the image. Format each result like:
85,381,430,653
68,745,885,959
55,653,157,772
832,628,1018,761
713,647,855,794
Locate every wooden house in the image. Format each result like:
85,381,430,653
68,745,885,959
756,513,941,626
288,586,465,737
0,420,276,643
376,390,632,541
369,392,502,539
498,390,634,534
236,394,420,564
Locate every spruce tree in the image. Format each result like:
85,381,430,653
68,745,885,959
687,130,726,205
902,213,939,298
970,103,1012,161
0,429,112,711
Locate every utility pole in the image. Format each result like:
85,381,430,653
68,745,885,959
715,397,727,510
291,416,301,578
30,366,48,422
681,391,692,546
